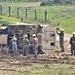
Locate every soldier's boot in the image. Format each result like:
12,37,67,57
71,49,73,55
34,54,37,58
61,49,64,52
61,46,64,52
23,52,26,56
74,50,75,55
71,52,73,55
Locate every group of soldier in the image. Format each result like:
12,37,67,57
57,28,75,55
12,34,38,58
11,27,75,58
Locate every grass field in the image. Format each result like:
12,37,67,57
0,16,21,24
0,64,75,75
0,2,75,75
0,2,75,33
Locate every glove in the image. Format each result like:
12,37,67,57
56,28,59,30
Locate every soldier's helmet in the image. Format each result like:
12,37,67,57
24,35,28,37
32,34,36,37
72,32,75,35
13,37,17,41
61,29,64,31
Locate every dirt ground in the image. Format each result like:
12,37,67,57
0,34,75,74
0,41,74,71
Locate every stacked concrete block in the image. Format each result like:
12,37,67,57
38,25,56,54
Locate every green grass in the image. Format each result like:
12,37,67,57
0,2,75,33
0,64,75,75
0,2,40,7
0,20,12,24
0,16,21,24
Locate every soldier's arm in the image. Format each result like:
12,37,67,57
28,39,30,46
56,28,60,35
37,39,38,44
15,43,18,50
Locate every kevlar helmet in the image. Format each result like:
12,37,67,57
61,29,64,31
32,34,36,37
72,32,75,35
13,37,17,41
24,35,28,37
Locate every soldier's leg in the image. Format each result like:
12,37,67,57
74,50,75,55
71,48,73,55
16,50,18,56
35,47,37,58
25,47,29,56
33,47,35,54
33,47,37,58
61,44,64,52
13,49,15,56
17,50,19,56
25,48,29,56
15,50,19,56
27,47,29,55
23,47,26,56
13,49,17,56
60,43,64,52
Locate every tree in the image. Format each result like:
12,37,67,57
54,0,61,3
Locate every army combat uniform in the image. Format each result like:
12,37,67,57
12,38,18,56
70,33,75,55
23,35,30,56
32,34,38,58
56,28,64,52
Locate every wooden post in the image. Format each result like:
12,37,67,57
17,7,19,18
35,10,37,20
0,5,2,15
8,6,11,17
45,11,47,22
25,9,27,18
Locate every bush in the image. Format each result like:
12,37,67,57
40,1,53,6
40,2,48,6
40,0,75,6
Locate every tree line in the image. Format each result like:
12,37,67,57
0,0,75,5
40,0,75,6
0,0,40,2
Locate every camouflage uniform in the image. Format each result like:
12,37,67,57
32,35,38,58
12,40,18,56
56,28,64,52
23,37,29,56
70,34,75,55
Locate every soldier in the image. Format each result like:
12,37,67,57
37,24,43,33
37,45,45,55
23,34,30,56
56,28,64,52
70,32,75,55
32,34,38,58
12,37,18,56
